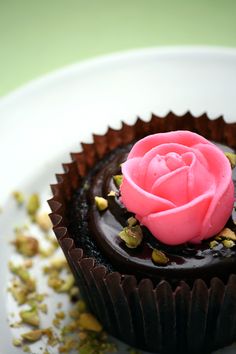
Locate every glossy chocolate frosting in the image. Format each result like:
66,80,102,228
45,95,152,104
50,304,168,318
68,142,236,285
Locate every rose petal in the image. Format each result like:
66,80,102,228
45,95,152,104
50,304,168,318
183,151,214,200
195,144,234,240
121,158,175,216
134,146,170,189
151,166,189,206
204,181,234,239
128,131,213,159
141,193,213,245
165,152,186,170
144,156,170,192
137,143,193,190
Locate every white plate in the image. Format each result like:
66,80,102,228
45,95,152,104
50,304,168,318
0,46,236,353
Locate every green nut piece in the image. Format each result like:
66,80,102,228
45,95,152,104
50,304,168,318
209,240,219,249
78,313,103,332
20,306,40,327
38,303,48,314
57,274,75,293
8,262,36,292
113,175,123,188
10,282,28,305
27,193,40,218
127,217,137,227
12,338,22,347
217,227,236,241
12,191,24,206
95,196,108,211
13,235,39,257
225,152,236,169
222,239,235,248
35,212,52,232
21,329,43,342
77,299,86,313
152,249,169,265
107,190,116,197
119,225,143,248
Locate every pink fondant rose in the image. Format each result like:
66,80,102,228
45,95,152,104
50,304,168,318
120,131,234,245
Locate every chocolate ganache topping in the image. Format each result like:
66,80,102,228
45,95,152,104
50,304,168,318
68,141,236,285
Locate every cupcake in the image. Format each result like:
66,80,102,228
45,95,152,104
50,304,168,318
49,112,236,354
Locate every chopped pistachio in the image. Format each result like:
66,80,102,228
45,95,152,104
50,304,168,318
77,299,86,313
22,345,30,352
9,262,36,291
9,262,29,282
107,190,116,197
39,244,57,258
222,239,235,248
21,329,43,342
217,227,236,241
69,305,80,320
9,280,29,305
95,196,108,211
127,216,137,227
113,175,123,188
225,152,236,169
41,327,56,346
69,299,86,319
13,234,39,257
152,249,169,265
69,286,80,300
10,321,22,328
56,311,65,320
24,259,33,268
209,240,219,249
119,225,143,248
43,257,68,273
35,212,52,232
51,256,68,269
52,317,61,328
12,191,24,206
57,274,75,293
27,292,46,303
12,338,22,346
48,276,64,290
78,331,117,354
20,306,40,327
27,193,40,219
38,303,48,314
78,313,103,332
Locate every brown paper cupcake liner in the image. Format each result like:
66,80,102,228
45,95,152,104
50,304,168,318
48,112,236,354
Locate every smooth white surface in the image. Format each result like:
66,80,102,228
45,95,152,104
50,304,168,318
0,46,236,353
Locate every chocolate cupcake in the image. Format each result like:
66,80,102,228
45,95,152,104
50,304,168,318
49,112,236,354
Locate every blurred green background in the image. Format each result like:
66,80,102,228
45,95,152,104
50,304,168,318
1,0,236,97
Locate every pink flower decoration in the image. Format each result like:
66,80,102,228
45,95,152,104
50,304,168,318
120,131,234,245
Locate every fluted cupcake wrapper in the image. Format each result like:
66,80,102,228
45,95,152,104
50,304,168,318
48,112,236,354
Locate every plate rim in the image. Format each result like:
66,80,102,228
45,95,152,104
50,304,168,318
1,45,236,106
